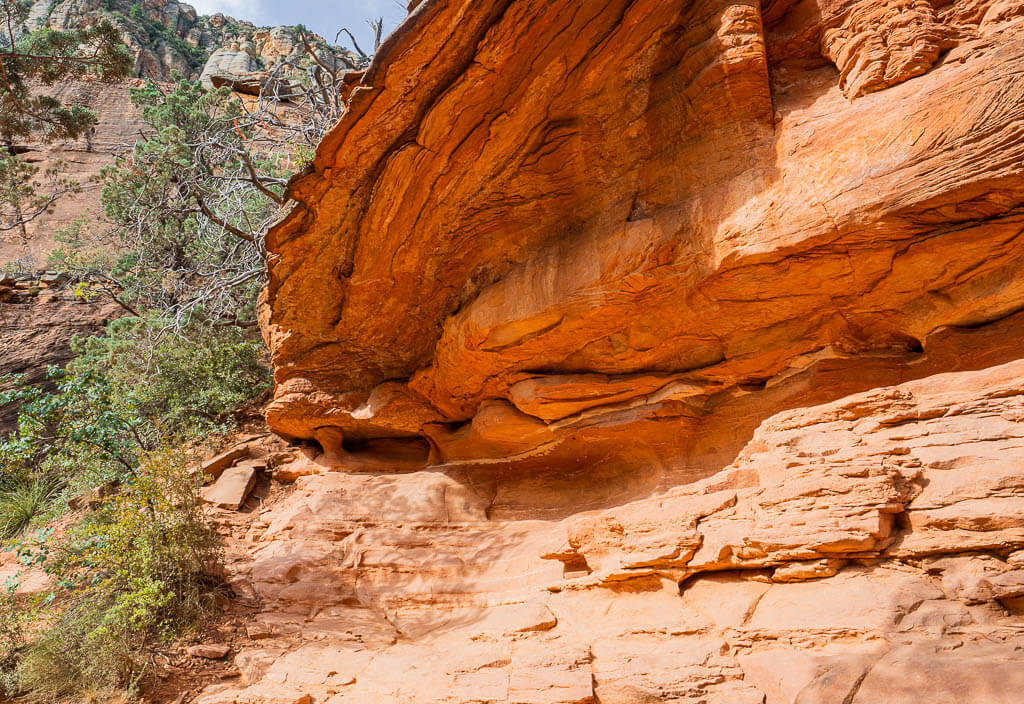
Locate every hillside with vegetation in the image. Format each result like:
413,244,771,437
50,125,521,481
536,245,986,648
0,1,369,698
17,0,354,80
3,0,1024,703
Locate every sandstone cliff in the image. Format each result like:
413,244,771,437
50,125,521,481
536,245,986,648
203,0,1024,700
0,78,151,267
263,0,1024,474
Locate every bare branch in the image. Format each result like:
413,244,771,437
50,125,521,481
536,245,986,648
193,193,255,243
370,18,384,50
335,28,369,59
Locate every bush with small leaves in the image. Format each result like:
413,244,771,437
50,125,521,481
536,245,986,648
0,576,32,697
16,448,221,700
0,315,270,499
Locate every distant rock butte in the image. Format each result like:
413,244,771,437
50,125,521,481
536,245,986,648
208,0,1024,699
21,0,339,81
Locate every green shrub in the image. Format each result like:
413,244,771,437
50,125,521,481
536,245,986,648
0,312,265,700
0,316,270,499
46,217,118,274
17,448,221,700
68,315,271,442
0,578,31,696
126,3,208,71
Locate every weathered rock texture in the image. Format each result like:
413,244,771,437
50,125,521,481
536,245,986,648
0,80,150,266
197,359,1024,703
241,0,1024,701
0,273,120,433
264,0,1024,465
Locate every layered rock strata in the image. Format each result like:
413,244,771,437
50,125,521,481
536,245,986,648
0,272,120,433
263,0,1024,480
0,80,150,266
195,359,1024,703
240,0,1024,701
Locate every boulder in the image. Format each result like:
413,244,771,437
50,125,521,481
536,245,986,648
199,48,260,89
200,445,251,479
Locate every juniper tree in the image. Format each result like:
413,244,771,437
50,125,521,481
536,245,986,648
65,24,379,329
93,76,277,328
0,0,132,232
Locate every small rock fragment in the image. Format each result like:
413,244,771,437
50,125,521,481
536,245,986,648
201,464,258,510
188,643,232,659
772,559,847,582
246,622,274,640
201,445,251,478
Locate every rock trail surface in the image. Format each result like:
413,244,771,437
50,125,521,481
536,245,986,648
193,359,1024,703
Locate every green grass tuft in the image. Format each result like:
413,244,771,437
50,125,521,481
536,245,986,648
0,482,56,541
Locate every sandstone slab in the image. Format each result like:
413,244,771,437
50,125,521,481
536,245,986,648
189,643,232,659
201,445,253,479
202,464,258,510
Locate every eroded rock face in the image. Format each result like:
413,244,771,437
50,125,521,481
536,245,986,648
243,0,1024,701
0,80,151,267
820,0,1024,97
264,0,1024,475
0,276,120,433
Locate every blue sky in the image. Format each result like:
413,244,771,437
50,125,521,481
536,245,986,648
188,0,408,52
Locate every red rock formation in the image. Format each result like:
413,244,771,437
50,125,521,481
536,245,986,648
195,358,1024,703
238,0,1024,701
0,276,120,433
264,0,1024,472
